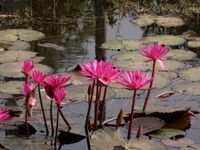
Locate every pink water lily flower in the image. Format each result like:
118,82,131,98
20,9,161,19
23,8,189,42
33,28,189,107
44,73,71,89
54,88,67,105
21,82,36,96
21,60,34,75
118,70,153,90
141,44,169,69
80,60,120,85
0,108,10,122
31,70,46,84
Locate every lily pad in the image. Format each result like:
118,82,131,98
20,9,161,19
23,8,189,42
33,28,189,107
0,29,45,42
68,71,89,85
156,16,185,27
0,81,23,94
173,82,200,95
149,128,186,139
0,63,52,78
126,139,167,150
155,60,185,71
179,67,200,81
161,137,194,148
91,127,126,150
180,144,200,150
111,51,146,62
122,40,145,51
125,117,165,134
38,43,65,51
8,41,30,51
165,49,197,60
101,40,124,50
188,41,200,48
131,14,157,27
0,136,51,150
144,35,186,46
0,50,37,63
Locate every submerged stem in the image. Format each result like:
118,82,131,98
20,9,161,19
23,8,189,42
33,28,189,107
142,60,156,112
38,85,49,135
127,90,137,140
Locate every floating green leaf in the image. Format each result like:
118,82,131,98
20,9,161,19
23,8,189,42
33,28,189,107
0,81,23,94
161,137,194,148
188,41,200,48
0,29,45,42
122,40,145,51
179,67,200,81
101,40,124,50
173,82,200,95
144,35,186,46
131,14,157,27
166,49,197,60
149,128,186,139
156,16,185,27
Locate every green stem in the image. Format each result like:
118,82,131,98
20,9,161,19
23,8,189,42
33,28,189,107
50,100,54,137
99,85,107,127
85,80,95,128
54,106,59,146
142,60,156,112
38,85,49,135
127,90,137,140
94,81,102,130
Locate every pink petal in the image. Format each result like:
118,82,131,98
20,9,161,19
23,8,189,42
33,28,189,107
157,59,165,70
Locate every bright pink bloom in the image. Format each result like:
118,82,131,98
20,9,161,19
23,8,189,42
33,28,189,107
118,70,153,90
141,44,169,69
80,60,120,85
21,60,34,75
54,88,67,105
31,70,46,84
21,82,35,96
0,108,10,122
44,73,71,88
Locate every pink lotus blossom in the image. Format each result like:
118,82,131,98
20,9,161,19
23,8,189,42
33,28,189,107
0,108,10,122
80,60,120,85
21,82,36,96
44,73,71,89
141,44,169,69
31,70,46,84
54,88,67,105
118,70,153,90
21,60,34,75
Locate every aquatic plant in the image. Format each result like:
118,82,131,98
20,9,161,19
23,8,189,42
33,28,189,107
141,44,169,111
0,108,10,122
21,59,34,76
118,70,152,140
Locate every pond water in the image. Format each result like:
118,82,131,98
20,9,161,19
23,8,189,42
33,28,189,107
0,0,200,150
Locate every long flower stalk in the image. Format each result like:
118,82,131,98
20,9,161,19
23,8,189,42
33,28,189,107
54,107,59,146
94,81,102,130
99,85,107,127
25,96,30,136
127,90,137,140
38,85,49,135
58,105,71,130
85,80,95,128
50,100,54,137
142,60,156,111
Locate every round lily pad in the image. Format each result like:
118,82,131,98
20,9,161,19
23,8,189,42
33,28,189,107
111,51,146,62
144,35,186,46
165,49,197,60
122,40,145,51
156,16,185,27
173,82,200,95
0,81,23,94
8,41,30,51
131,14,157,27
149,128,186,139
91,127,126,150
188,41,200,48
126,139,167,150
101,40,124,50
0,50,37,63
0,63,52,78
180,143,200,150
68,71,89,85
155,60,185,71
179,67,200,81
125,117,165,134
0,29,45,42
161,137,194,148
